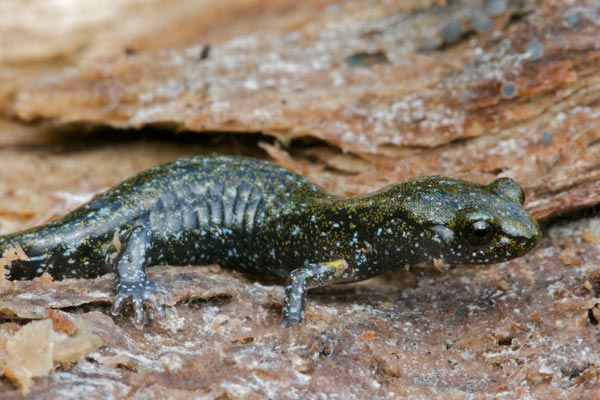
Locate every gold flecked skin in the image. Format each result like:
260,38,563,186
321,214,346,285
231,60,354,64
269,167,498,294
0,156,540,327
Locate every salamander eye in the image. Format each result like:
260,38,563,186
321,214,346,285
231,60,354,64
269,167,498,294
457,210,497,245
466,220,494,244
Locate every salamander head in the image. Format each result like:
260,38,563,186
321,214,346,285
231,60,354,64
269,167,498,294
383,176,541,264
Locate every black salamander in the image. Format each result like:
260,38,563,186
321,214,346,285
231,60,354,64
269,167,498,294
1,155,541,327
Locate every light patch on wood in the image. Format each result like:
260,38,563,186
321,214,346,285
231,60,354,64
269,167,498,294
433,258,449,272
0,319,102,394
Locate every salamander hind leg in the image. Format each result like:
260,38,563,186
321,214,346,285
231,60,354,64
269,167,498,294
110,225,172,328
282,259,353,328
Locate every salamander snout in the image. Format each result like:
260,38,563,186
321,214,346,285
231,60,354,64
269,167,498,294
499,212,541,255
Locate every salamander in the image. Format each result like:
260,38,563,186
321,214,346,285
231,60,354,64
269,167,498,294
0,155,541,327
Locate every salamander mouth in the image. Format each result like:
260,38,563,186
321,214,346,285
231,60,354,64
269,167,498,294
483,231,540,262
435,233,539,264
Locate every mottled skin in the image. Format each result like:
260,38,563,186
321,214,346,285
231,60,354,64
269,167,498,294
1,156,541,327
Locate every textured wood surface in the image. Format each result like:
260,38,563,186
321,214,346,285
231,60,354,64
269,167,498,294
0,0,599,398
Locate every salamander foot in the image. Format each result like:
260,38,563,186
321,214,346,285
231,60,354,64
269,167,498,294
111,279,172,328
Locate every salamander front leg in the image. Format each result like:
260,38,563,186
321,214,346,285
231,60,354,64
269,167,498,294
282,259,351,328
110,225,171,328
